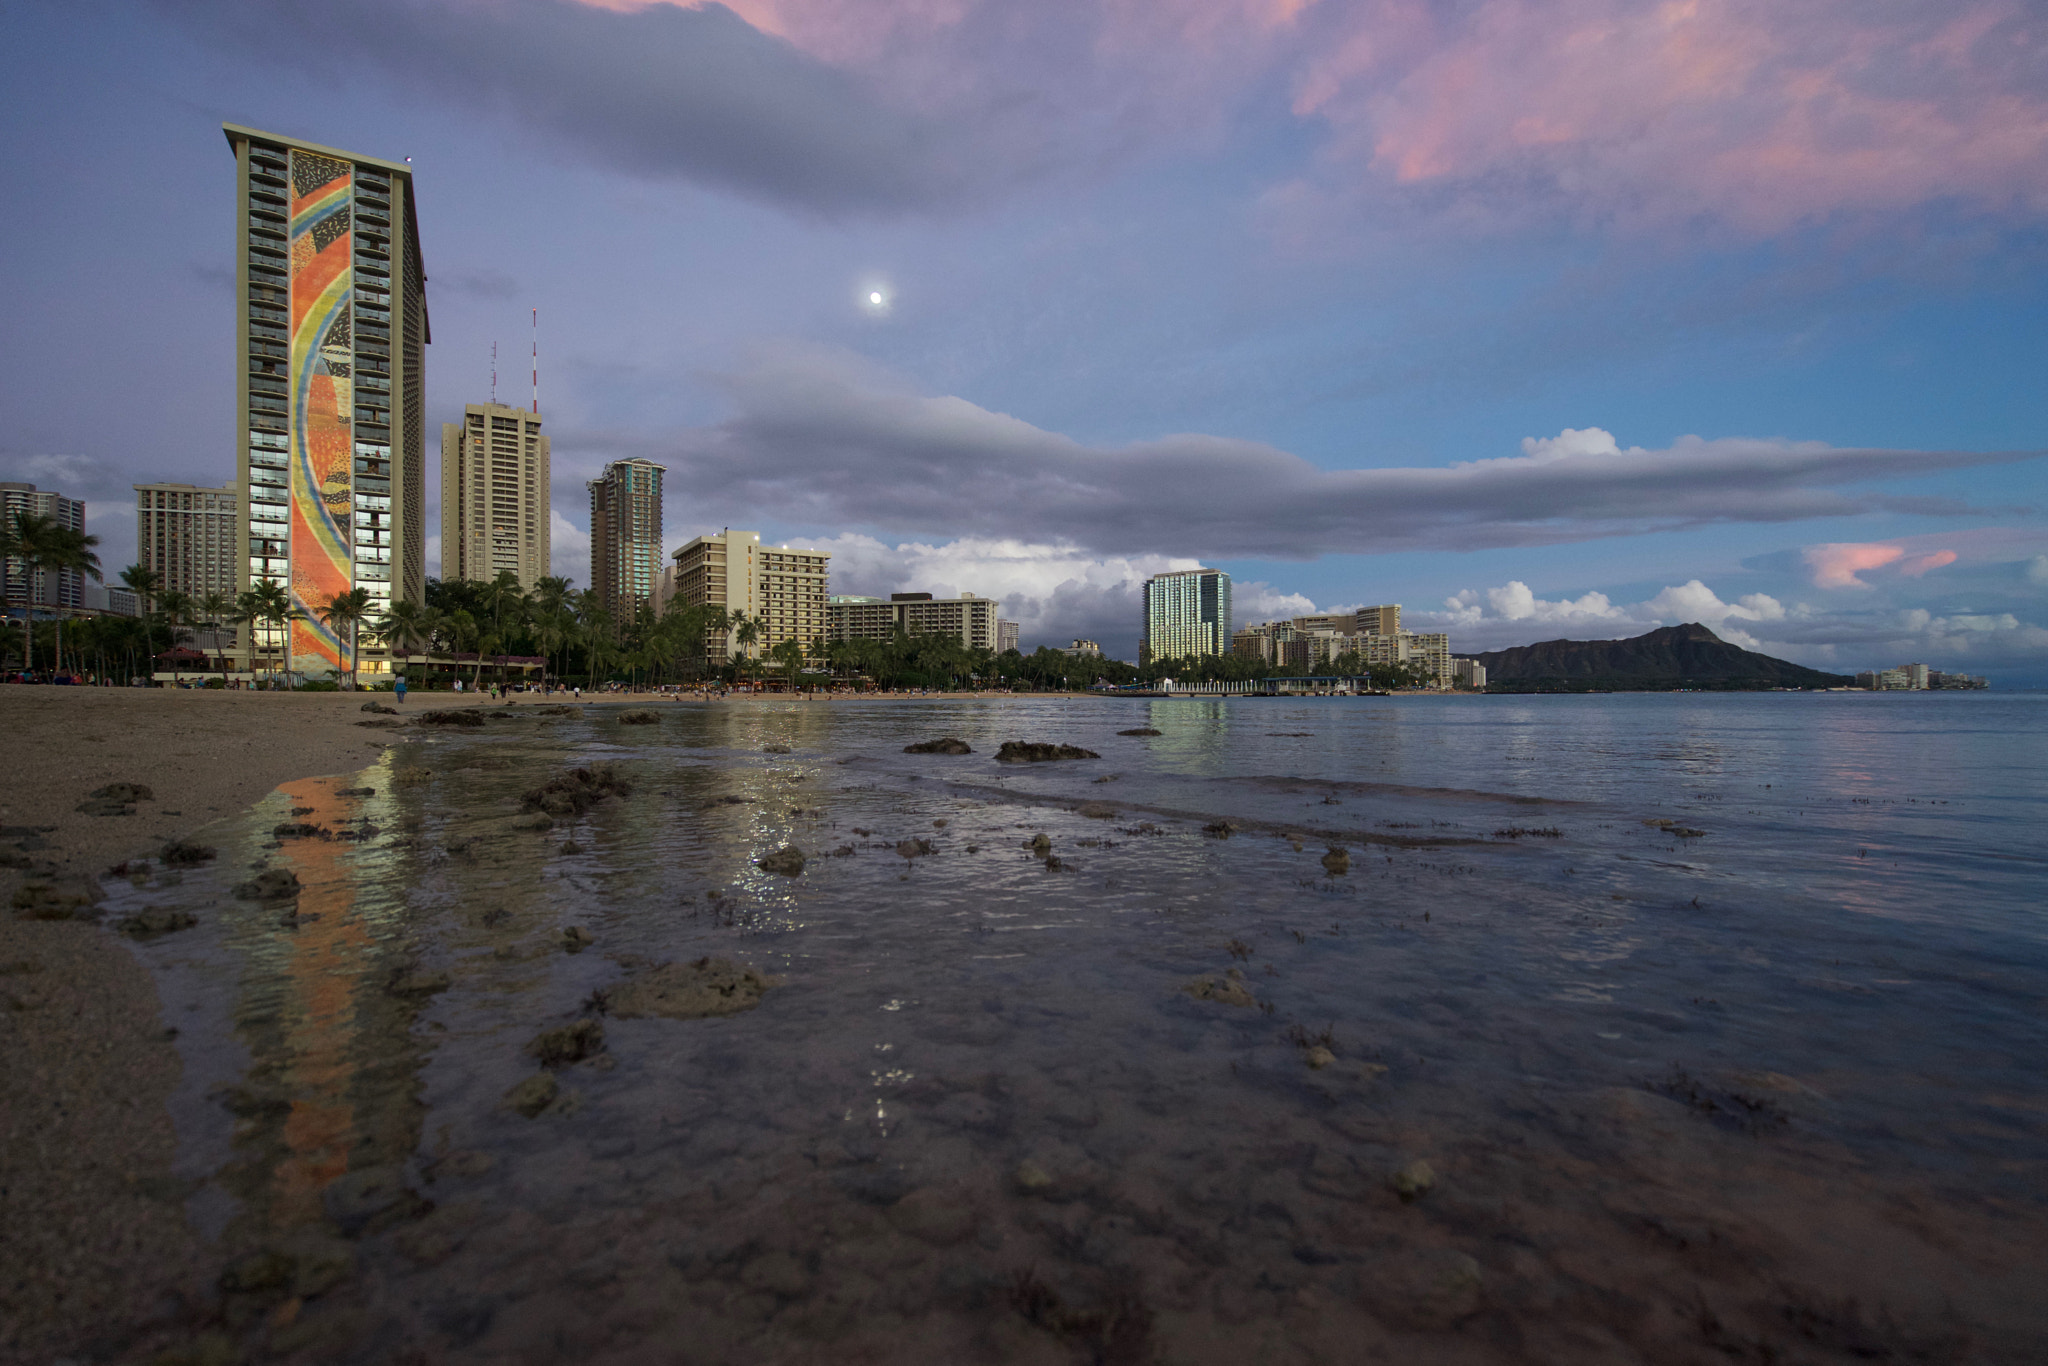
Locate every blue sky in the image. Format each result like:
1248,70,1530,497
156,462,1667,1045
5,0,2045,677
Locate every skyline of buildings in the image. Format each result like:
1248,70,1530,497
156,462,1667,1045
441,402,551,590
22,117,1967,685
226,123,428,678
586,457,665,623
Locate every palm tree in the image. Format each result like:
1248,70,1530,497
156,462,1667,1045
241,580,299,683
533,608,574,686
193,590,234,684
731,611,761,679
582,613,617,687
769,637,806,689
481,570,529,644
317,587,374,685
120,564,163,618
8,516,103,680
373,598,431,680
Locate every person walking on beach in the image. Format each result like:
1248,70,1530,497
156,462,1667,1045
395,675,407,704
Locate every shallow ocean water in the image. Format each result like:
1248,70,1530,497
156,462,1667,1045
111,693,2048,1364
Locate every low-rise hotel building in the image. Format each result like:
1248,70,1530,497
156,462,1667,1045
826,591,1002,651
665,529,829,663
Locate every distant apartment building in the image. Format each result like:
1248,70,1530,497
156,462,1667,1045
997,619,1019,654
1861,662,1984,691
441,403,550,589
1233,612,1452,686
225,124,428,679
90,585,141,617
1,482,88,611
1405,632,1452,687
1354,604,1400,637
135,483,239,605
1063,639,1104,658
1143,568,1232,661
1452,658,1488,689
827,592,1002,652
587,459,665,622
666,529,829,663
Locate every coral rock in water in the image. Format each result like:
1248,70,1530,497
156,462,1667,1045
996,741,1100,762
904,737,973,755
605,957,780,1020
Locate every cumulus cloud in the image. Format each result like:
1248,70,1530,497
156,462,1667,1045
565,346,2038,562
2027,555,2048,588
549,509,592,584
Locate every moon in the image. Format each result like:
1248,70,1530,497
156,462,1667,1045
869,291,884,305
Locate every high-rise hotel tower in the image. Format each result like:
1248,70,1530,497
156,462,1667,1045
441,404,550,590
225,124,428,677
1142,567,1233,662
587,459,665,624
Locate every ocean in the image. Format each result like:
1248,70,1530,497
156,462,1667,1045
110,692,2048,1363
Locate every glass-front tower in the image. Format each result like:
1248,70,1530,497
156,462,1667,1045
226,124,429,678
1142,567,1233,662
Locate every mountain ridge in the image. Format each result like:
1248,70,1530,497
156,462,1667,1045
1469,623,1851,691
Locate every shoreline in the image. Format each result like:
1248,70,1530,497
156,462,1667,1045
0,688,415,1365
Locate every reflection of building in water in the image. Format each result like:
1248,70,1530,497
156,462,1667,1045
220,776,427,1236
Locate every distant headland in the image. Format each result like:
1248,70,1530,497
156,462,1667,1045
1470,622,1852,692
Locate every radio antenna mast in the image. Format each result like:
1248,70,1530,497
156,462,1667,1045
490,341,497,406
532,308,539,415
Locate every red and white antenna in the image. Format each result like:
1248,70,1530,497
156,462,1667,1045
490,341,497,406
531,308,539,415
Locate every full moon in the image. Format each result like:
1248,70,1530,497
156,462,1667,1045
869,291,884,304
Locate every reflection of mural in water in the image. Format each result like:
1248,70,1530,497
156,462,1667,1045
288,151,354,672
219,778,425,1240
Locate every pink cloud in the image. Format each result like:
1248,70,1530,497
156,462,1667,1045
565,0,2048,235
1804,541,1960,588
1897,549,1960,577
1805,542,1905,589
1292,0,2048,233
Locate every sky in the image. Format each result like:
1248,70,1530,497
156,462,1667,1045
3,0,2046,678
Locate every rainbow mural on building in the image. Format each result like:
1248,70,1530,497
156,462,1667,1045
289,151,355,673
